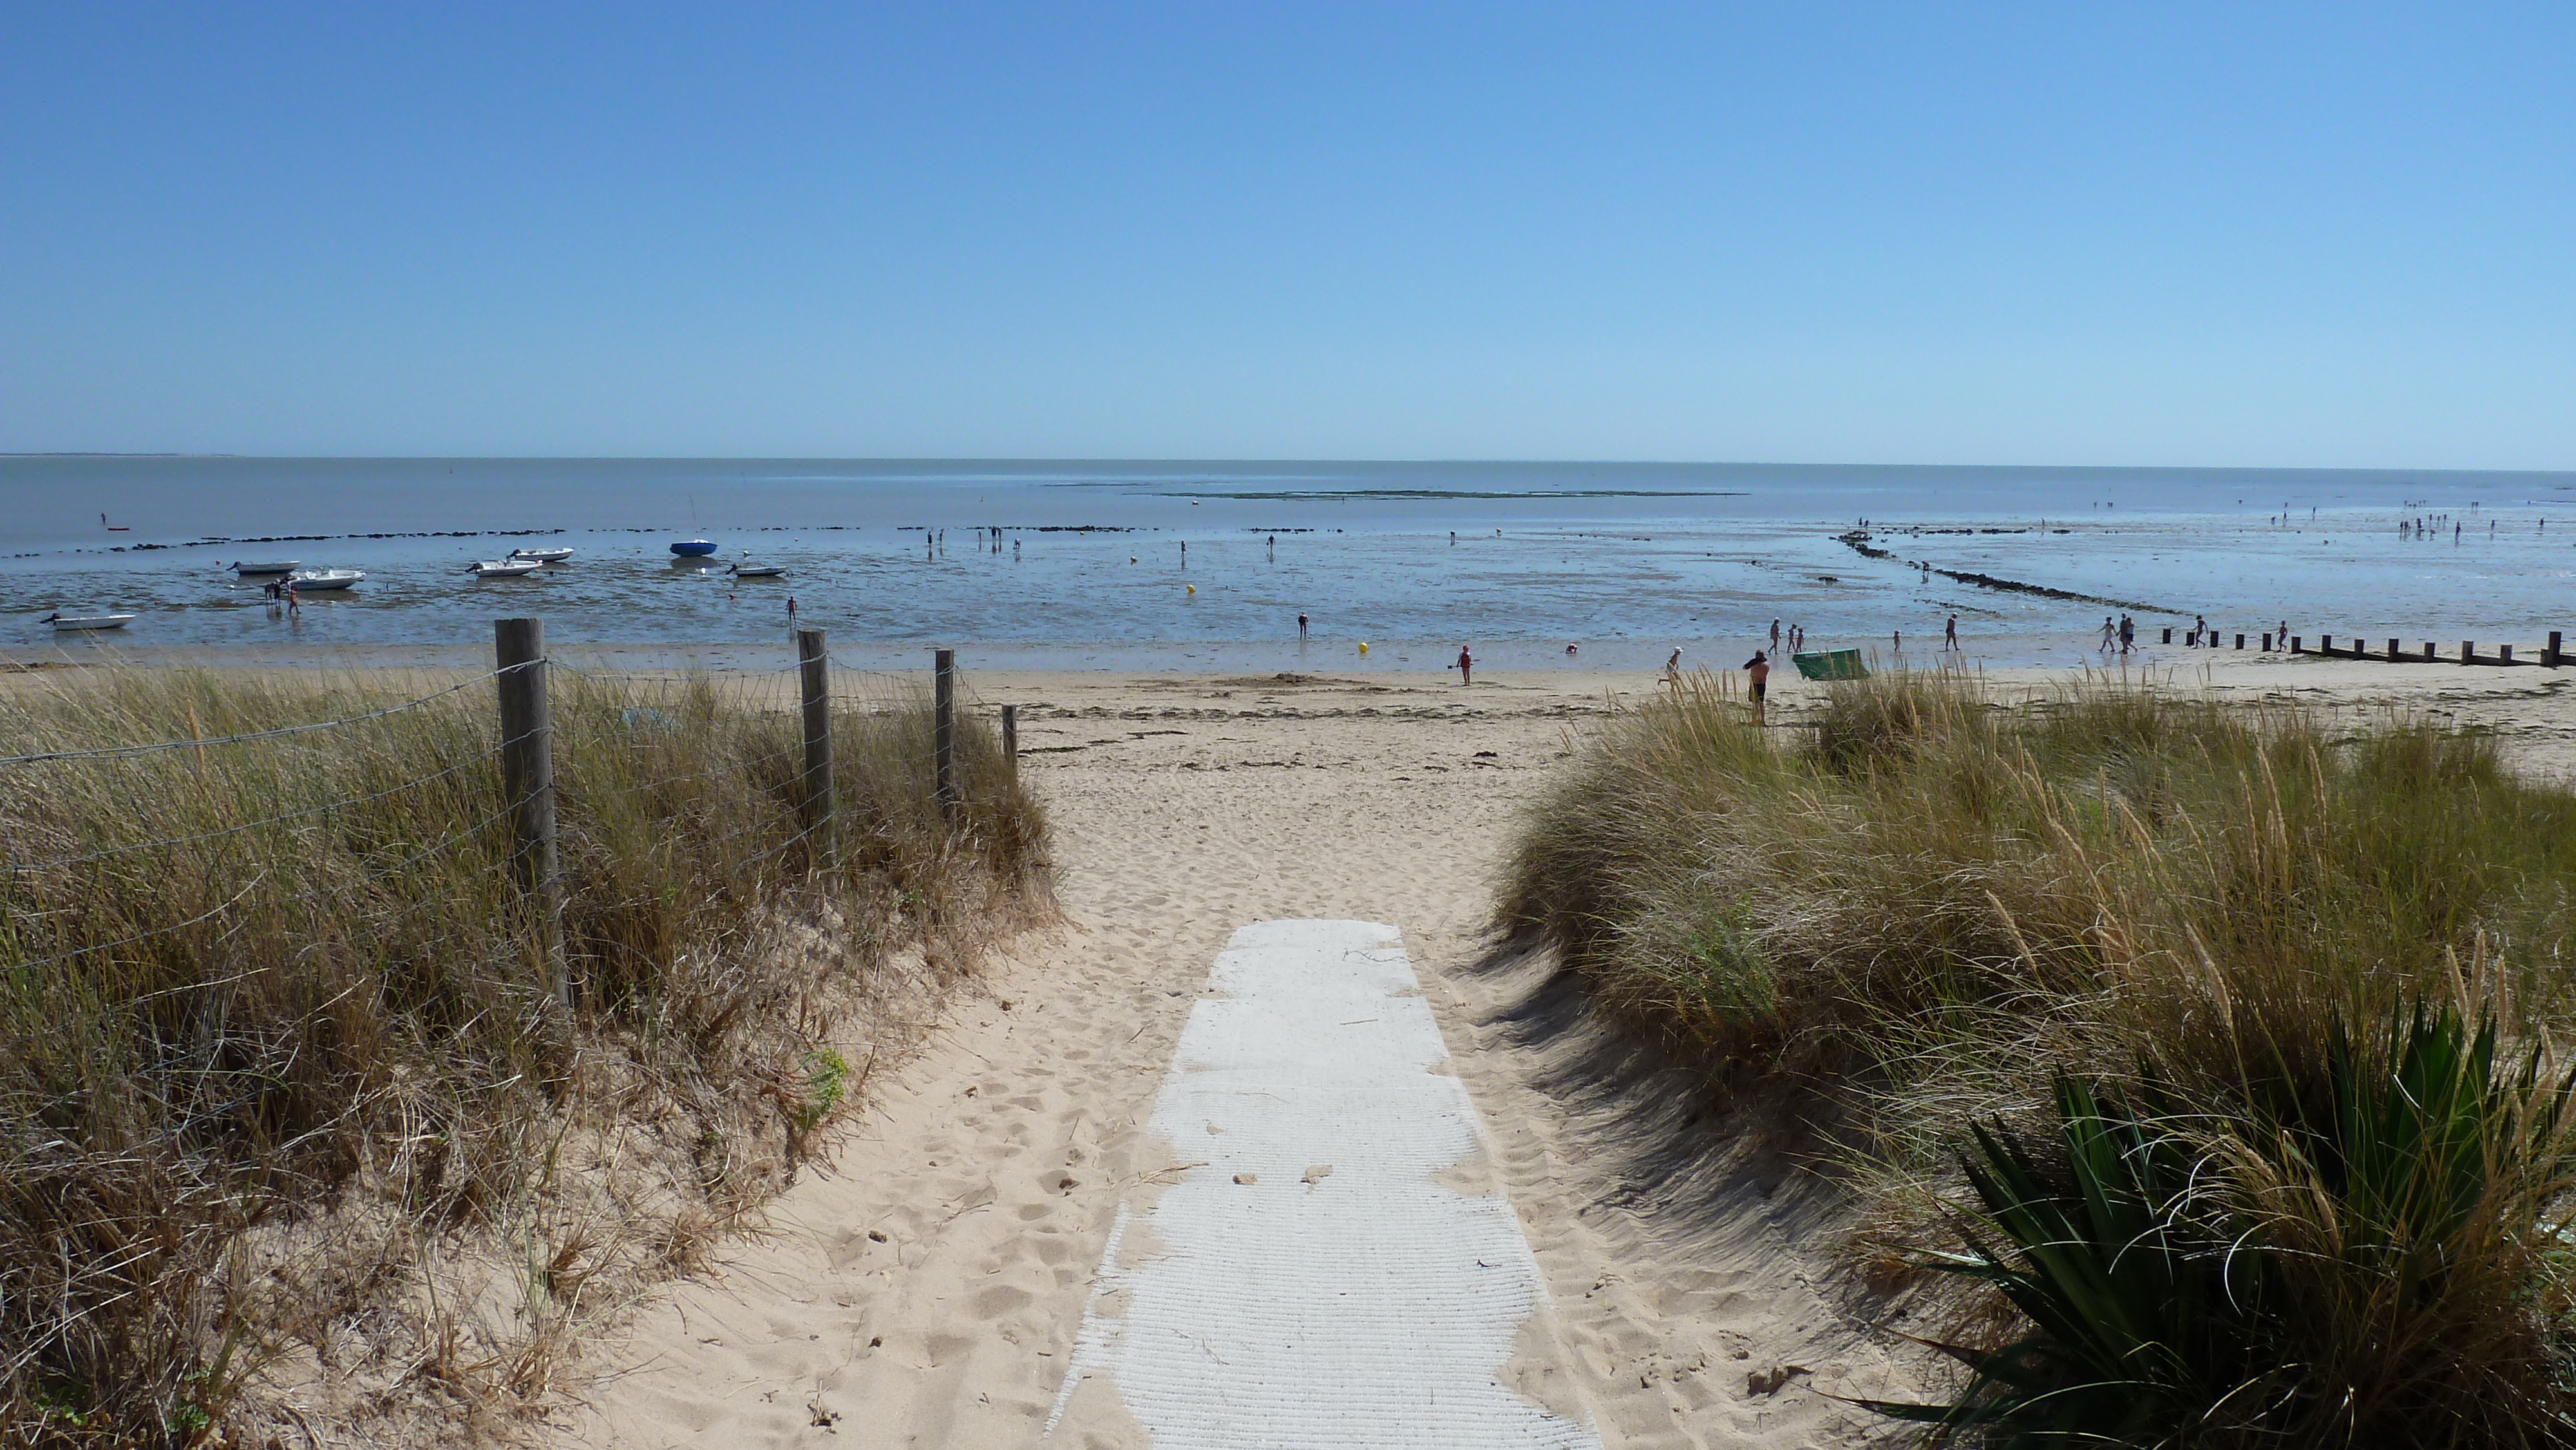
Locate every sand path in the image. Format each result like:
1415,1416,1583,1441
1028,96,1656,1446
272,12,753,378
555,673,1920,1449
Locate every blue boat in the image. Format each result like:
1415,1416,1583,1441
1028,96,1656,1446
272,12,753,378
670,540,718,557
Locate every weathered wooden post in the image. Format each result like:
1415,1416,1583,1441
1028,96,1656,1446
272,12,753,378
1001,704,1019,782
2321,634,2333,654
495,617,568,1011
934,648,959,826
2502,645,2516,664
2461,641,2476,664
2424,642,2437,661
797,627,834,867
2292,636,2302,653
2161,626,2172,644
2236,634,2246,650
2388,638,2401,661
2549,631,2563,667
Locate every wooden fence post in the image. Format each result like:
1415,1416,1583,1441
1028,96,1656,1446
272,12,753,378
797,627,834,867
495,617,568,1011
2550,631,2563,668
2462,641,2476,664
2387,638,2400,661
934,648,959,826
1001,704,1019,782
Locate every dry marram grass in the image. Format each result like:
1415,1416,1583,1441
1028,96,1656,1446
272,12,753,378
0,665,1048,1445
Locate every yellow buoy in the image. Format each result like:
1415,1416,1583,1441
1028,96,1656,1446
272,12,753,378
1358,641,1370,654
1186,583,1196,595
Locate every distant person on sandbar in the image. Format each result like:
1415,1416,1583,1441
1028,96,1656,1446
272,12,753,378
2100,616,2117,652
1663,647,1683,686
1565,643,1578,657
1744,650,1770,722
1455,645,1473,686
1892,628,1902,654
1944,615,1958,650
1298,612,1309,636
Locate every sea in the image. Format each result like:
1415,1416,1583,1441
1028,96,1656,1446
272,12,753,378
4,457,2572,672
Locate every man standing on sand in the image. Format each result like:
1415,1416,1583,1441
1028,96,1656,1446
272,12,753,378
1744,649,1771,723
1770,618,1781,654
2121,614,2136,654
1945,614,1959,650
1455,644,1473,686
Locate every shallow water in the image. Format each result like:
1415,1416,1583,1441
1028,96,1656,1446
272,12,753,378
6,457,2571,670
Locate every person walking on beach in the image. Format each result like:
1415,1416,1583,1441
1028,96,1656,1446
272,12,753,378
2100,616,2117,652
1744,650,1771,723
1769,618,1781,654
1944,615,1958,650
2120,615,2136,654
787,596,798,623
1663,647,1683,686
1455,644,1473,686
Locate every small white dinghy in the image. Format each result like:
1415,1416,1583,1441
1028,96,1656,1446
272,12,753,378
43,612,135,631
508,547,576,563
232,560,301,576
469,559,545,578
287,569,365,590
729,563,786,578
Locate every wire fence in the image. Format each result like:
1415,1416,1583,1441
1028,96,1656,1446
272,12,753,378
0,632,1001,984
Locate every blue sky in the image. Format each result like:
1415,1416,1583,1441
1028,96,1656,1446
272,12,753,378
3,3,2570,466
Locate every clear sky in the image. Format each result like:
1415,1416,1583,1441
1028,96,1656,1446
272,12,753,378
3,3,2570,467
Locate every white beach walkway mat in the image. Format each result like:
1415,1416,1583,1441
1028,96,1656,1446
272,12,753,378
1045,919,1601,1447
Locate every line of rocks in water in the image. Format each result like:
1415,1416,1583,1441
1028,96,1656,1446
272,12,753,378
1837,530,2172,614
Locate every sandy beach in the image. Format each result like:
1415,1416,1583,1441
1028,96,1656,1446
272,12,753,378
501,654,2576,1449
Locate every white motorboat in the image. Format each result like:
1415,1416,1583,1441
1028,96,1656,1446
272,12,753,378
729,563,786,578
232,560,300,576
469,559,545,578
43,612,135,631
286,569,365,590
508,547,576,563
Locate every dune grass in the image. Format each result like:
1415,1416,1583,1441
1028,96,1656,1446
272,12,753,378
1500,670,2576,1447
0,665,1047,1445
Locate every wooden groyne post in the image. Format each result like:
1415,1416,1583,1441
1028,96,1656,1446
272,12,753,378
495,617,568,1011
797,626,835,867
934,648,960,826
1001,703,1019,782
